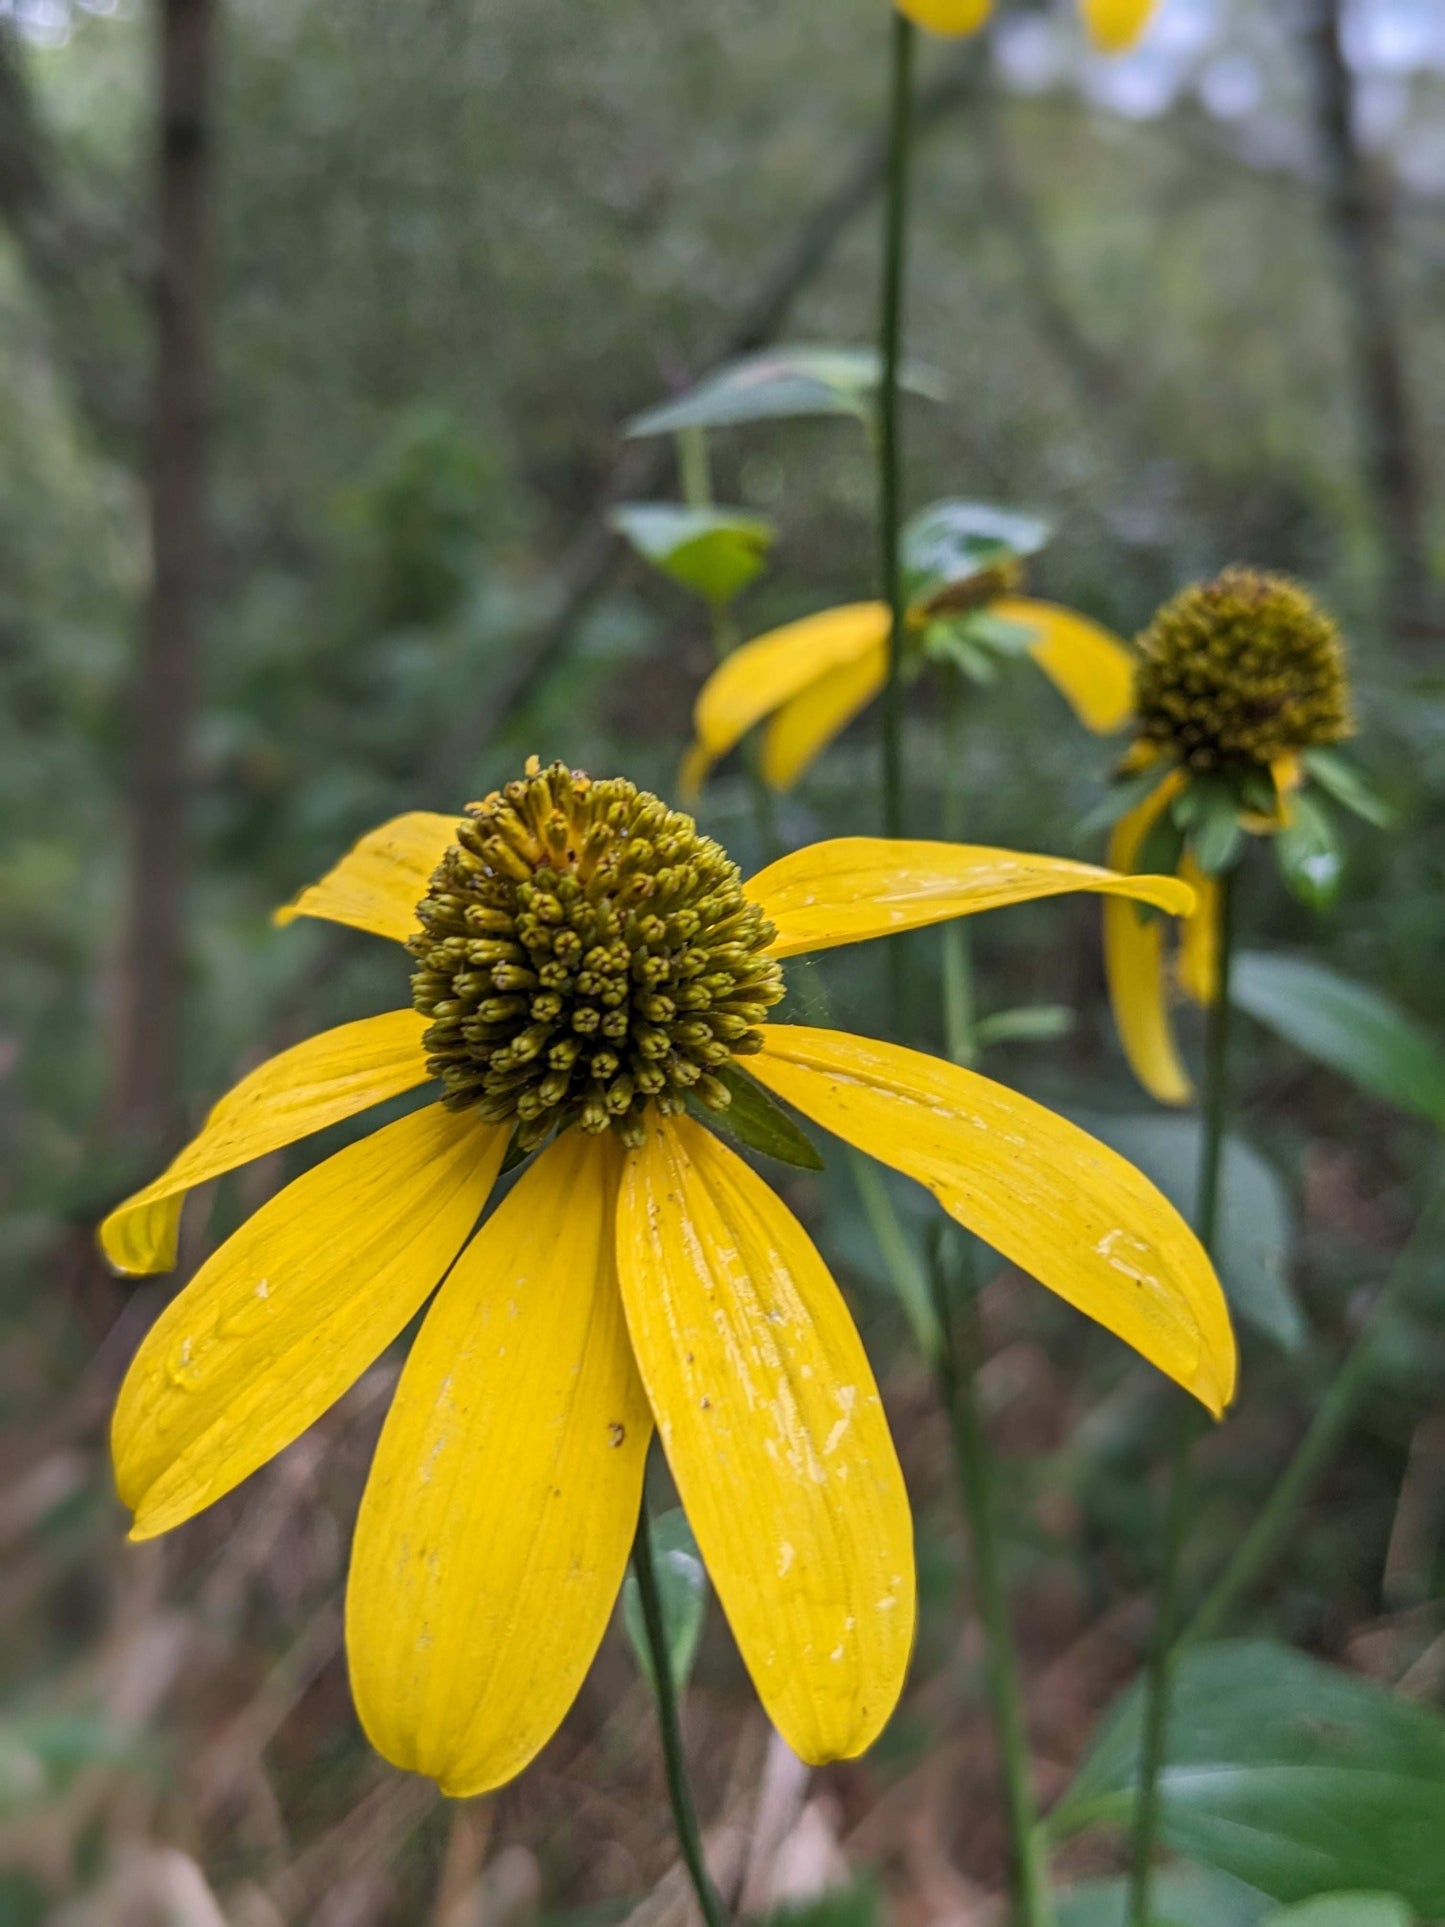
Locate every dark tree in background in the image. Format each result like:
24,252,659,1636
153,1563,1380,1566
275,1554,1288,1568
111,0,216,1151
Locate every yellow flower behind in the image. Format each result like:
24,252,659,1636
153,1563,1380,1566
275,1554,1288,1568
103,760,1234,1795
683,595,1134,799
895,0,1155,53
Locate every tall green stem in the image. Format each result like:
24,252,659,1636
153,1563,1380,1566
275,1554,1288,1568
878,10,915,1023
1127,868,1236,1926
631,1492,728,1927
932,1244,1054,1927
1186,1167,1445,1645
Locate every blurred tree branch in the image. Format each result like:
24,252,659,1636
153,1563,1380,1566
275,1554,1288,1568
441,46,985,783
1305,0,1435,645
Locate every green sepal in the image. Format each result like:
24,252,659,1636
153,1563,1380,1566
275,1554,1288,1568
922,619,998,684
691,1063,825,1171
1302,747,1395,829
1078,765,1170,838
1137,806,1185,883
1274,791,1343,909
1179,775,1245,875
609,501,775,606
900,498,1050,610
498,1128,535,1177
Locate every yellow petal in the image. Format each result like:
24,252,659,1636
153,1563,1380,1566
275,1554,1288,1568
1176,855,1219,1007
1104,773,1193,1105
99,1010,431,1276
753,1027,1235,1417
748,836,1194,960
274,811,460,942
894,0,992,34
616,1113,915,1763
991,597,1135,736
113,1104,507,1539
1079,0,1155,53
348,1131,650,1797
693,603,890,768
761,639,889,791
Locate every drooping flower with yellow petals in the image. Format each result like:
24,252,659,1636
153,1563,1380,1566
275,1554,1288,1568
683,505,1135,797
1103,568,1373,1106
894,0,1155,54
104,759,1233,1793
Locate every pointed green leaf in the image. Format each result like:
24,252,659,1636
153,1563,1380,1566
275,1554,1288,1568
1302,749,1396,830
1078,767,1172,838
696,1063,825,1171
1275,791,1342,909
622,1508,707,1697
1232,952,1445,1128
1052,1641,1445,1914
609,501,775,605
625,345,946,437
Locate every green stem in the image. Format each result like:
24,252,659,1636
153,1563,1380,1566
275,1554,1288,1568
632,1492,728,1927
1186,1167,1445,1645
932,1244,1054,1927
1127,868,1236,1927
878,9,915,1024
940,678,976,1066
675,430,779,858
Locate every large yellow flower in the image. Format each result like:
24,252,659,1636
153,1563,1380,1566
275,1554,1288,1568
1104,569,1356,1105
895,0,1155,53
104,760,1233,1795
683,593,1134,798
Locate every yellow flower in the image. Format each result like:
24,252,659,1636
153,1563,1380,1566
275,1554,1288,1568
1104,569,1353,1105
895,0,1156,53
103,760,1233,1795
683,595,1134,798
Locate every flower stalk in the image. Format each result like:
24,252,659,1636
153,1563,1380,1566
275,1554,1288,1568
1127,867,1237,1926
878,7,916,860
632,1488,729,1927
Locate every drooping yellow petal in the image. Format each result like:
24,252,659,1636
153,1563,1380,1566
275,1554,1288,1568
991,597,1135,736
753,1027,1235,1417
761,639,889,791
113,1105,506,1540
1079,0,1155,53
747,836,1194,961
693,603,890,770
99,1010,431,1276
1104,772,1193,1105
1176,855,1219,1007
894,0,992,35
616,1113,915,1764
274,811,460,942
348,1131,649,1797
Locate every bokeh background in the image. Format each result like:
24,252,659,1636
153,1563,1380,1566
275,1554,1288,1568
3,0,1445,1920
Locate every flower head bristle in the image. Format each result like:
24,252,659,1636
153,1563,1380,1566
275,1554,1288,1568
1132,567,1352,773
409,759,784,1148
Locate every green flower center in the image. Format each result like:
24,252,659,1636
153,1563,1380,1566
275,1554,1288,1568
1133,567,1352,772
409,760,785,1150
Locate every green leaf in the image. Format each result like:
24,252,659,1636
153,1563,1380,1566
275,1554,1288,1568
1177,776,1243,875
922,619,998,683
1052,1640,1445,1914
1056,1865,1272,1927
1274,791,1342,909
609,501,775,606
848,1150,942,1365
1071,1114,1302,1350
1302,749,1396,830
698,1063,825,1171
621,1508,707,1697
901,497,1051,607
972,1003,1076,1048
1232,952,1445,1129
1262,1897,1413,1927
1137,807,1185,885
624,345,946,437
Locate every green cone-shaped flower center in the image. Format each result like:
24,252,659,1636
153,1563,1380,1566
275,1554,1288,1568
409,761,784,1149
1133,567,1352,772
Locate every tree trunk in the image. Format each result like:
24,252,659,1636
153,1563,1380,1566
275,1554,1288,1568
1306,0,1432,642
111,0,216,1152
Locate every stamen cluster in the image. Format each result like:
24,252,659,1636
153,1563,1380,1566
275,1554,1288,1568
1133,567,1351,771
409,761,785,1149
